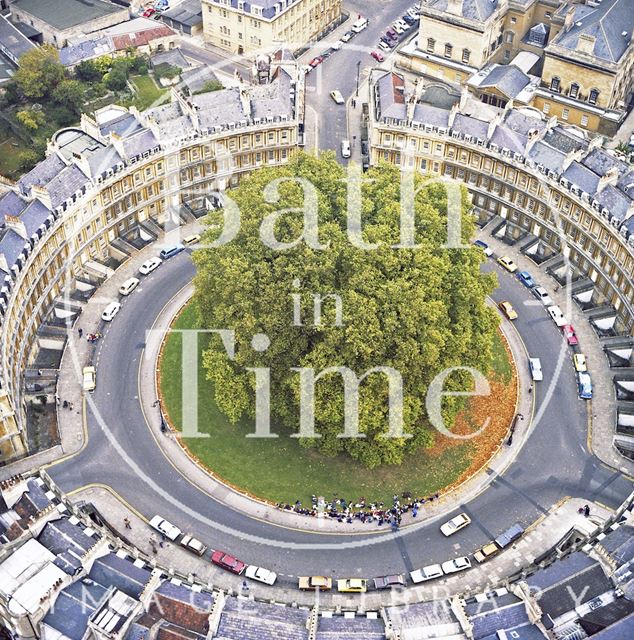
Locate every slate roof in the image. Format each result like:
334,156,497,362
595,185,632,222
17,153,67,195
563,161,601,193
469,601,530,639
85,145,123,178
125,622,151,640
543,127,589,154
100,113,144,139
0,15,35,62
451,113,489,140
88,554,151,599
0,228,26,273
19,199,53,236
552,0,634,64
180,66,220,94
162,0,203,28
43,579,108,640
193,88,246,129
478,65,531,98
597,524,634,561
119,129,160,159
527,551,597,589
591,612,634,639
59,36,113,67
376,72,406,120
37,517,96,556
46,164,90,209
0,191,28,221
582,148,629,177
579,598,634,635
412,103,450,128
12,478,52,518
151,48,191,71
528,141,567,173
315,615,385,639
427,0,500,22
13,0,124,31
251,69,293,119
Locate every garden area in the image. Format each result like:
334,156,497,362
0,45,168,179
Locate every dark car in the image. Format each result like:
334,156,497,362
403,15,416,24
211,550,246,575
373,575,405,590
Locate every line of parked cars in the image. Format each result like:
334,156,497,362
482,244,592,399
375,6,420,56
299,514,525,592
306,16,369,73
149,514,278,585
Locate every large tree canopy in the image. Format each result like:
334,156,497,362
193,153,498,467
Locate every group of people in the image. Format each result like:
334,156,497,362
78,327,102,343
275,492,441,528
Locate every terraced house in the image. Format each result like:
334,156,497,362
369,70,634,458
0,57,303,462
202,0,342,54
404,0,633,134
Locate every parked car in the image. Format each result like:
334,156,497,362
532,286,553,306
387,28,397,39
410,564,444,583
373,575,405,590
497,256,518,273
337,578,367,593
573,353,587,372
143,8,156,17
529,357,543,381
473,239,493,256
392,22,405,34
183,234,200,246
474,542,499,564
380,37,395,48
82,366,96,392
547,305,567,327
440,512,471,536
298,576,332,590
139,257,162,275
101,301,121,322
563,324,578,346
180,535,207,556
119,277,140,296
159,244,184,260
341,31,354,42
309,56,324,68
517,271,535,288
499,301,518,320
149,515,181,541
494,522,525,549
341,139,351,158
577,372,593,399
245,565,277,585
441,556,471,574
211,551,246,575
330,89,345,104
331,40,343,50
378,41,392,53
371,50,385,62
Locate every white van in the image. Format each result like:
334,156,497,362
119,277,139,296
351,18,368,33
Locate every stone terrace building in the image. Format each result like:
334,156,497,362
10,0,129,48
0,58,303,462
406,0,633,134
202,0,342,55
369,70,634,458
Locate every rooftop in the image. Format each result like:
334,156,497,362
12,0,126,32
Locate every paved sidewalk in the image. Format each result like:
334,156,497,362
67,484,616,606
476,229,634,478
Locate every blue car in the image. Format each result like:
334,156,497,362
577,372,593,399
517,271,534,288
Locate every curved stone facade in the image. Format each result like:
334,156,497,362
0,62,302,461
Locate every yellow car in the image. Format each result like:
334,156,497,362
82,366,96,392
298,576,332,591
499,301,518,320
573,353,587,372
474,542,500,564
337,578,367,593
497,256,518,273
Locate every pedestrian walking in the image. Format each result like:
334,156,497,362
37,369,42,376
123,517,131,529
78,328,83,338
55,394,60,406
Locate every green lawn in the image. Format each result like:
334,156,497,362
160,303,511,505
129,75,169,111
0,138,23,177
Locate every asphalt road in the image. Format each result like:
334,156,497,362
303,0,417,159
48,249,633,578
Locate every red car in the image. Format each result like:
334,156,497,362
211,550,246,575
142,8,156,17
371,50,385,62
563,324,578,346
309,56,324,68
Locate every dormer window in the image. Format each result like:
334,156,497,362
426,38,435,52
589,88,599,105
444,43,453,58
569,82,579,99
550,76,560,92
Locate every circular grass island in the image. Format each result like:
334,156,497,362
159,301,517,507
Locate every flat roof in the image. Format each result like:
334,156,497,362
12,0,125,32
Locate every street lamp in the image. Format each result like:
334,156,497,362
355,60,361,97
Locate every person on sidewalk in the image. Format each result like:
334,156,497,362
78,328,83,338
124,517,131,529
